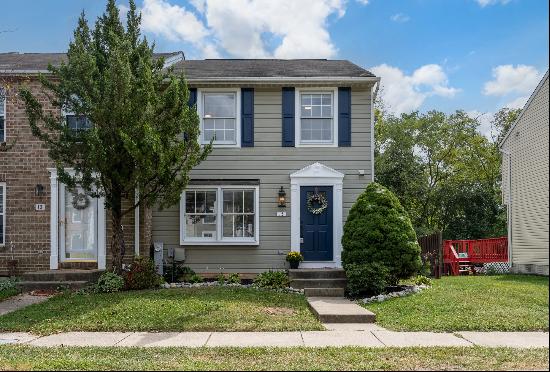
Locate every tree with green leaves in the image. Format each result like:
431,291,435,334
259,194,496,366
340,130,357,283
20,0,210,273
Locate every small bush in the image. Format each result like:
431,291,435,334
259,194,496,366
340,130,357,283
163,265,196,283
346,263,389,297
227,273,241,284
123,256,163,290
187,273,203,283
254,270,289,289
95,271,124,293
413,275,432,286
216,273,226,285
0,278,20,300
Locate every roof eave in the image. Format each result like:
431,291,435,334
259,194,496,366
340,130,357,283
185,76,380,85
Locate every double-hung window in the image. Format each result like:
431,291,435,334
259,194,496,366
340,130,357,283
181,185,259,245
0,87,5,143
62,99,92,132
0,183,5,246
199,89,240,147
297,89,337,146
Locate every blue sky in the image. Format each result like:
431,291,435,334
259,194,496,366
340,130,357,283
1,0,548,131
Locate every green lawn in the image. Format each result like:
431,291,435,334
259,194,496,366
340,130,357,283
0,287,323,335
365,275,549,332
0,346,547,371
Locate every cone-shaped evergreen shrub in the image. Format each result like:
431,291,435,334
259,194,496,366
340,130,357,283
342,182,421,285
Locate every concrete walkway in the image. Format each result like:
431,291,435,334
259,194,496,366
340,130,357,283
0,329,547,348
0,294,49,316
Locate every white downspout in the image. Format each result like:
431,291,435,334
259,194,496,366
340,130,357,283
134,189,140,256
501,149,512,266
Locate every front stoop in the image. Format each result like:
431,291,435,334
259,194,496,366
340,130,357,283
289,269,346,297
18,269,103,291
307,297,376,324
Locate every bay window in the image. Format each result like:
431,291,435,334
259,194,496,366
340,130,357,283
180,185,259,245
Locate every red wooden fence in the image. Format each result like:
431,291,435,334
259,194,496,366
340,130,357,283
443,237,508,276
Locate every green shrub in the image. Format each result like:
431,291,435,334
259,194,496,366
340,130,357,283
413,275,432,286
163,265,196,283
227,273,241,284
187,273,203,283
0,278,20,300
95,271,124,293
216,273,226,285
123,256,163,290
254,270,289,289
345,263,389,297
342,182,422,285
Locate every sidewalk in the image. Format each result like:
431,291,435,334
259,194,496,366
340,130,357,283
0,328,547,348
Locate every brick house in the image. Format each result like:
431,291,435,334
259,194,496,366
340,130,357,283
1,52,379,277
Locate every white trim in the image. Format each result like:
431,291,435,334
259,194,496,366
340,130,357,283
197,88,241,148
0,182,5,247
0,86,5,143
47,168,106,269
180,185,260,246
187,76,380,83
370,84,375,181
134,189,140,256
295,88,338,147
290,162,344,268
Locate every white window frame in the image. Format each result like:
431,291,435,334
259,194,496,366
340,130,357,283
0,183,5,246
180,185,259,245
0,87,6,143
197,88,241,148
295,87,338,147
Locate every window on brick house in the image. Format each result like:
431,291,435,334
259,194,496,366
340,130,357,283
62,97,92,132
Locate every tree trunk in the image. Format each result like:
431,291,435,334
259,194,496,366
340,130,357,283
111,194,126,274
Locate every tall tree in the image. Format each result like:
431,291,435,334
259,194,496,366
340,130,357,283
20,0,210,273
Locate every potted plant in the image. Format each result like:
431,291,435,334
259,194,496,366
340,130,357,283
286,251,304,269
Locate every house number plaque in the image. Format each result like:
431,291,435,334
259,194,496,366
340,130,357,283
35,204,46,211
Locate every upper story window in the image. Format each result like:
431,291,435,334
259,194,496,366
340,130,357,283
198,89,241,147
66,114,92,132
0,88,5,143
180,185,259,245
0,183,5,246
296,89,338,147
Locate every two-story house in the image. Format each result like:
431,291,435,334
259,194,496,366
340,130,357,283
0,53,379,276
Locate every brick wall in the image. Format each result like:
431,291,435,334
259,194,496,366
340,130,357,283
0,75,152,275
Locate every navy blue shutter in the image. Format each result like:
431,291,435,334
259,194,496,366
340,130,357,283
184,88,197,141
338,87,351,147
282,87,295,147
241,88,254,147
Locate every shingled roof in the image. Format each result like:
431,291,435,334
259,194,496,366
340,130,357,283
0,52,183,72
172,59,375,79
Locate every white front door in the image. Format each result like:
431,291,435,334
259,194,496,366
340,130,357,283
59,184,98,262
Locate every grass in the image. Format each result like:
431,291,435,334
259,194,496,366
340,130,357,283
0,287,323,335
0,345,547,371
364,275,549,332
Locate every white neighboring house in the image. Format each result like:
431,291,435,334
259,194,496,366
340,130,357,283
500,70,549,276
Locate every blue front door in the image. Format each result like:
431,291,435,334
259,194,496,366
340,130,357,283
300,186,333,261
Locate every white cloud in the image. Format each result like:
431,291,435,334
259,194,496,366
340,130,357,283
475,0,510,7
390,13,410,23
140,0,345,59
356,0,370,4
467,110,495,138
504,95,528,109
483,64,542,96
118,3,130,20
371,64,460,114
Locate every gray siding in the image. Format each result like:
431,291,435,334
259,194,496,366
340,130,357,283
501,74,549,276
153,86,373,273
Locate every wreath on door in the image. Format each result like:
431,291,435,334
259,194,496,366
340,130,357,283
71,190,90,210
307,192,328,215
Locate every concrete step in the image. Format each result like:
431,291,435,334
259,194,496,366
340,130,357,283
17,281,89,291
21,270,103,282
290,278,347,289
304,288,345,297
289,269,346,280
307,297,376,324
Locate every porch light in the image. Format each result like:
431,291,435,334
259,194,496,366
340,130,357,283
35,184,45,197
278,186,286,208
